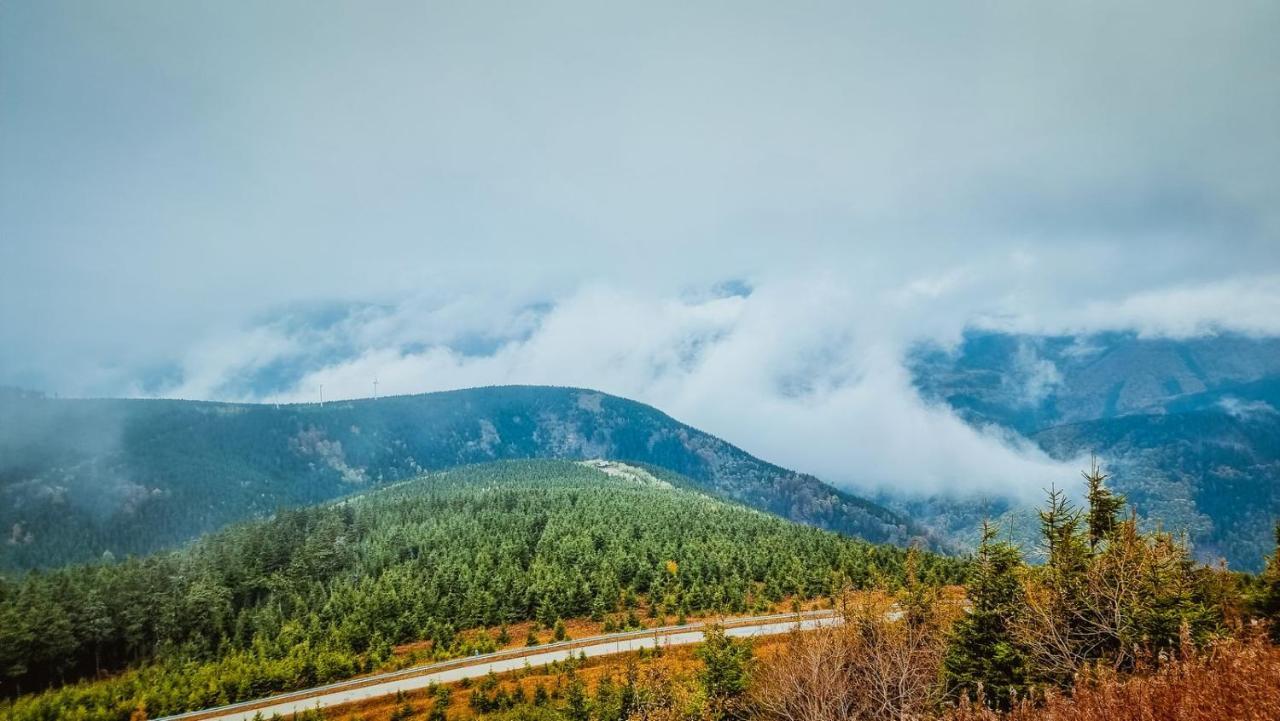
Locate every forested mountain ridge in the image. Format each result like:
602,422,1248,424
903,331,1280,570
910,330,1280,434
1033,409,1280,569
0,385,922,571
0,459,962,720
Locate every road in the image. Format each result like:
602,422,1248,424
155,610,842,721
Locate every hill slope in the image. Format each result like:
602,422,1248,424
910,330,1280,435
0,385,920,570
0,459,962,720
903,331,1280,570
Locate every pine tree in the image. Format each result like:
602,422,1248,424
696,625,753,720
1020,485,1092,687
564,672,589,721
1083,456,1125,552
1259,522,1280,643
901,543,939,629
1039,486,1089,577
428,685,450,721
389,690,415,721
944,520,1028,709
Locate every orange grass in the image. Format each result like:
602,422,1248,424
946,633,1280,721
327,637,794,721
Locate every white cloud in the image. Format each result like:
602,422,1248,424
2,0,1278,501
206,271,1119,500
1217,396,1278,421
981,274,1280,339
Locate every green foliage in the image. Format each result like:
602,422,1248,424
1083,457,1125,552
696,626,753,719
564,673,589,721
1259,522,1280,643
945,467,1233,708
0,460,960,720
428,684,450,721
944,521,1029,709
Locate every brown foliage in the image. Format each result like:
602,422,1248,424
944,632,1280,721
750,593,958,721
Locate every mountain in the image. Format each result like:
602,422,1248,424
0,385,922,571
903,331,1280,570
910,331,1280,435
1034,409,1280,570
0,459,962,719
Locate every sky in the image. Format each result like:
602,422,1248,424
2,1,1279,498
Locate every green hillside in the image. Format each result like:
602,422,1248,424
0,459,962,720
0,385,924,571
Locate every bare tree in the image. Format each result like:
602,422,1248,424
752,593,955,721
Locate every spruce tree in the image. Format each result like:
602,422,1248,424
944,520,1028,709
1083,456,1124,552
564,672,589,721
696,625,754,720
1260,522,1280,643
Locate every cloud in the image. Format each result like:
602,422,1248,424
1217,396,1278,421
2,1,1278,499
142,272,1093,499
3,0,1280,394
978,274,1280,339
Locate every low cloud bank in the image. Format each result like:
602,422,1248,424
144,269,1280,501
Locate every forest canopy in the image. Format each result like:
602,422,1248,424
0,459,961,721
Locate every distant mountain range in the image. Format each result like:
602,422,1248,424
0,385,924,571
5,331,1275,573
904,331,1280,571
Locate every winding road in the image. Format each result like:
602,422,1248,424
155,610,841,721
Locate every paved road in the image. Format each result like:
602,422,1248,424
156,611,841,721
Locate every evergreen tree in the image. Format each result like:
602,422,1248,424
564,673,589,721
1083,456,1125,552
944,521,1028,709
696,625,753,720
1257,522,1280,643
427,694,448,721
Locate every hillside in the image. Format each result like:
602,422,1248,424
0,385,921,571
910,331,1280,434
1034,410,1280,568
903,331,1280,569
0,459,962,720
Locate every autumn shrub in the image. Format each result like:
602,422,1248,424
944,631,1280,721
751,592,956,721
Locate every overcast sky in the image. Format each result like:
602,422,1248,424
2,1,1278,496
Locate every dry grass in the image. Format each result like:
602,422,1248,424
327,636,797,721
945,632,1280,721
385,595,832,668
